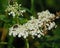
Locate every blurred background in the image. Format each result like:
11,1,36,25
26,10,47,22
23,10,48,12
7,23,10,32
0,0,60,48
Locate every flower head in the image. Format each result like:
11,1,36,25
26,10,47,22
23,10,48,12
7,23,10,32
5,2,26,18
9,10,57,39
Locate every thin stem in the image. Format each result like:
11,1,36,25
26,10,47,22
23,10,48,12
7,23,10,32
0,23,8,48
52,42,55,48
16,16,19,24
13,15,19,24
7,36,14,48
31,0,37,17
0,42,7,44
39,0,44,10
31,0,34,14
26,39,29,48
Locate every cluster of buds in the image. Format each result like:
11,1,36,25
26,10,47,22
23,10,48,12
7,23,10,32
5,2,26,18
9,10,60,39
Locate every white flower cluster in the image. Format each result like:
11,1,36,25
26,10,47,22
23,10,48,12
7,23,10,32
5,2,26,18
37,10,57,30
9,10,57,39
37,10,55,22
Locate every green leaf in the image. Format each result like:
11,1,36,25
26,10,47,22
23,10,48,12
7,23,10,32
19,18,28,24
0,15,6,20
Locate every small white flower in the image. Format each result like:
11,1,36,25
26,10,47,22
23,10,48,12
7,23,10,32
18,33,21,37
23,35,27,39
8,11,15,17
21,10,26,13
30,16,35,20
46,24,49,26
48,22,56,30
37,34,41,38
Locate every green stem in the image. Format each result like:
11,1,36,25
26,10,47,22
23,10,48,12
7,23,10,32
30,0,37,17
0,42,7,44
26,39,29,48
39,0,44,10
52,42,55,48
7,36,14,48
0,23,8,48
31,0,34,14
13,15,19,24
16,16,19,24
